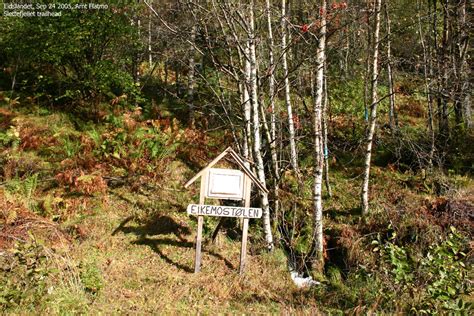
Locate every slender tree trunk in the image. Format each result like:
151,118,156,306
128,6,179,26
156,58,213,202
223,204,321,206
456,0,471,128
133,17,141,84
322,61,332,197
384,2,397,131
240,81,250,159
418,0,436,169
188,25,196,124
11,63,17,92
282,0,299,172
344,27,350,77
266,0,279,179
265,0,280,219
313,0,326,265
249,0,273,250
148,13,153,65
363,2,372,122
432,0,442,135
243,42,253,163
440,0,449,138
361,0,381,216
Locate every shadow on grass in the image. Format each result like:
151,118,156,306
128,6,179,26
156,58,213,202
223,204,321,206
112,215,191,237
113,215,235,272
325,207,361,220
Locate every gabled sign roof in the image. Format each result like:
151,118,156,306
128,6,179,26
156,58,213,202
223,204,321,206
184,147,269,194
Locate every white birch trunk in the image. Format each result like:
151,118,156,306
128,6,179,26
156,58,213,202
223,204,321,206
363,1,372,122
249,0,273,250
281,0,298,172
188,25,196,123
148,14,153,65
266,0,279,179
361,0,382,216
418,0,435,169
265,0,280,220
243,42,252,162
384,2,397,131
322,62,332,197
313,0,326,263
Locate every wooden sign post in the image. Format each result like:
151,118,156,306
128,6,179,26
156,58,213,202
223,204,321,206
184,147,268,275
239,173,251,274
194,172,206,273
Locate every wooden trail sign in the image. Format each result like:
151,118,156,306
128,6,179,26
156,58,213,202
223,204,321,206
184,147,268,275
187,204,262,218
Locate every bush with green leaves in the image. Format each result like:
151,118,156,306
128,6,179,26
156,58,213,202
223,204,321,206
4,173,39,210
0,126,20,149
0,3,142,108
374,226,471,313
86,113,181,165
79,261,103,295
0,241,49,311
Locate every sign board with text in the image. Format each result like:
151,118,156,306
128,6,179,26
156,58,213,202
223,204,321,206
183,147,269,275
187,204,262,218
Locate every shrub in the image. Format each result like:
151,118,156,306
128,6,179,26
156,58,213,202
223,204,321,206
79,261,103,295
0,241,49,311
373,226,471,313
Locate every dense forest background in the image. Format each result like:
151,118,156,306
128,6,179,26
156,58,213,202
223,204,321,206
0,0,472,313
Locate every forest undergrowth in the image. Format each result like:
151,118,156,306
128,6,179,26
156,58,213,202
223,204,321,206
0,93,472,314
1,1,473,313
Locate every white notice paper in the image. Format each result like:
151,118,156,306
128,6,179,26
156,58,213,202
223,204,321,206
206,168,244,200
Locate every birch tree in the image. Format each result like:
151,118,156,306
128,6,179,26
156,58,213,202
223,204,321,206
384,1,397,131
249,0,274,250
454,0,471,129
322,62,332,197
313,0,326,264
361,0,382,216
281,0,299,172
265,0,280,217
148,13,153,65
418,0,436,169
243,42,253,162
188,24,196,124
265,0,279,180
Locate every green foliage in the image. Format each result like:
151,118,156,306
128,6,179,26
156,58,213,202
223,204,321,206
375,226,471,313
89,117,180,163
329,78,365,116
385,242,415,283
135,126,180,160
79,261,103,295
47,285,90,315
420,227,470,311
5,173,39,209
0,126,20,149
61,135,81,158
0,241,49,311
0,3,142,107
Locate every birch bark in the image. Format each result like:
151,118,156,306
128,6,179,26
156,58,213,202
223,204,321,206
361,0,381,216
249,0,273,250
322,62,332,197
418,0,436,169
243,42,253,162
265,0,280,219
281,0,298,172
148,14,153,65
266,0,279,179
188,24,196,123
313,0,326,262
384,2,397,131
